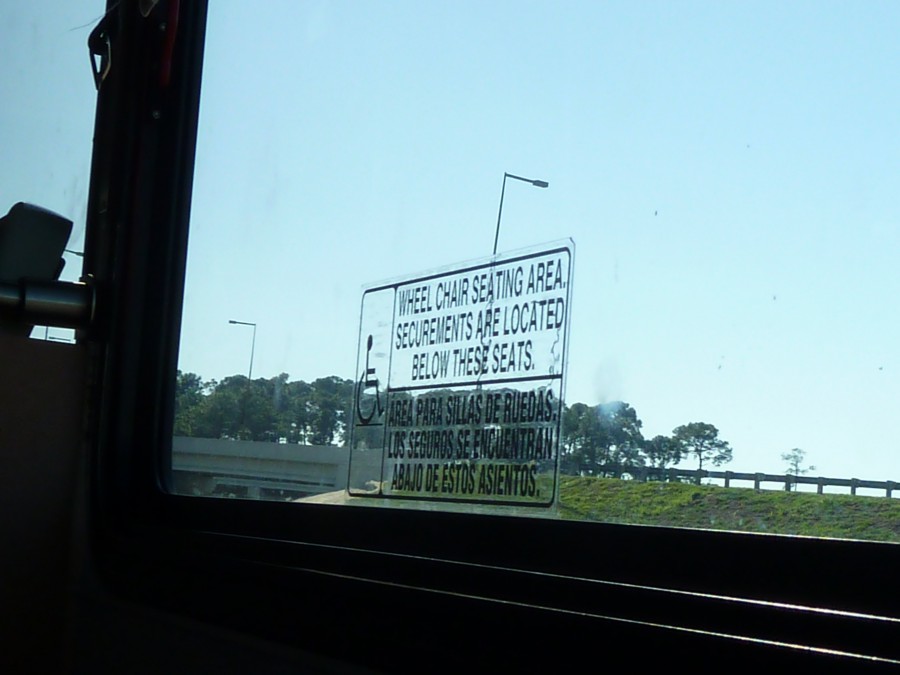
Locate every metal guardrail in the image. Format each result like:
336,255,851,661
594,465,900,497
171,438,898,500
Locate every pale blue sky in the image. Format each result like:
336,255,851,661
0,2,97,284
4,2,899,482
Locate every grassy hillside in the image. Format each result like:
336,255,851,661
558,476,900,542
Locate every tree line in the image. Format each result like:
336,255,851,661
174,371,734,475
560,401,731,477
174,371,354,446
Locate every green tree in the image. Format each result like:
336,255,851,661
178,373,354,444
561,402,606,475
597,401,645,477
306,376,354,445
561,401,645,476
279,378,314,443
673,422,732,472
192,375,256,439
781,447,815,491
642,435,682,474
173,370,210,436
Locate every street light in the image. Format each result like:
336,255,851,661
228,319,257,380
493,172,549,255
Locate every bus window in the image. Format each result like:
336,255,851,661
171,2,900,544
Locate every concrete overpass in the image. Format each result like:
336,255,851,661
171,437,350,500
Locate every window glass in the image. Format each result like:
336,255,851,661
0,1,99,342
175,2,900,541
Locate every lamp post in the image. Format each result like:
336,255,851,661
228,319,257,380
493,172,549,256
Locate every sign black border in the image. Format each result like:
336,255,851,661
349,243,573,508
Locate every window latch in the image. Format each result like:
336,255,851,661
0,277,95,333
0,203,96,335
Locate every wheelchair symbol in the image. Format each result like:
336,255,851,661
356,334,384,425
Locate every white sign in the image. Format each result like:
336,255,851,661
349,241,573,506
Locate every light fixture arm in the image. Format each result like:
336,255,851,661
228,319,257,380
492,172,549,256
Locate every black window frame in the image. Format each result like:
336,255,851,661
82,2,900,670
